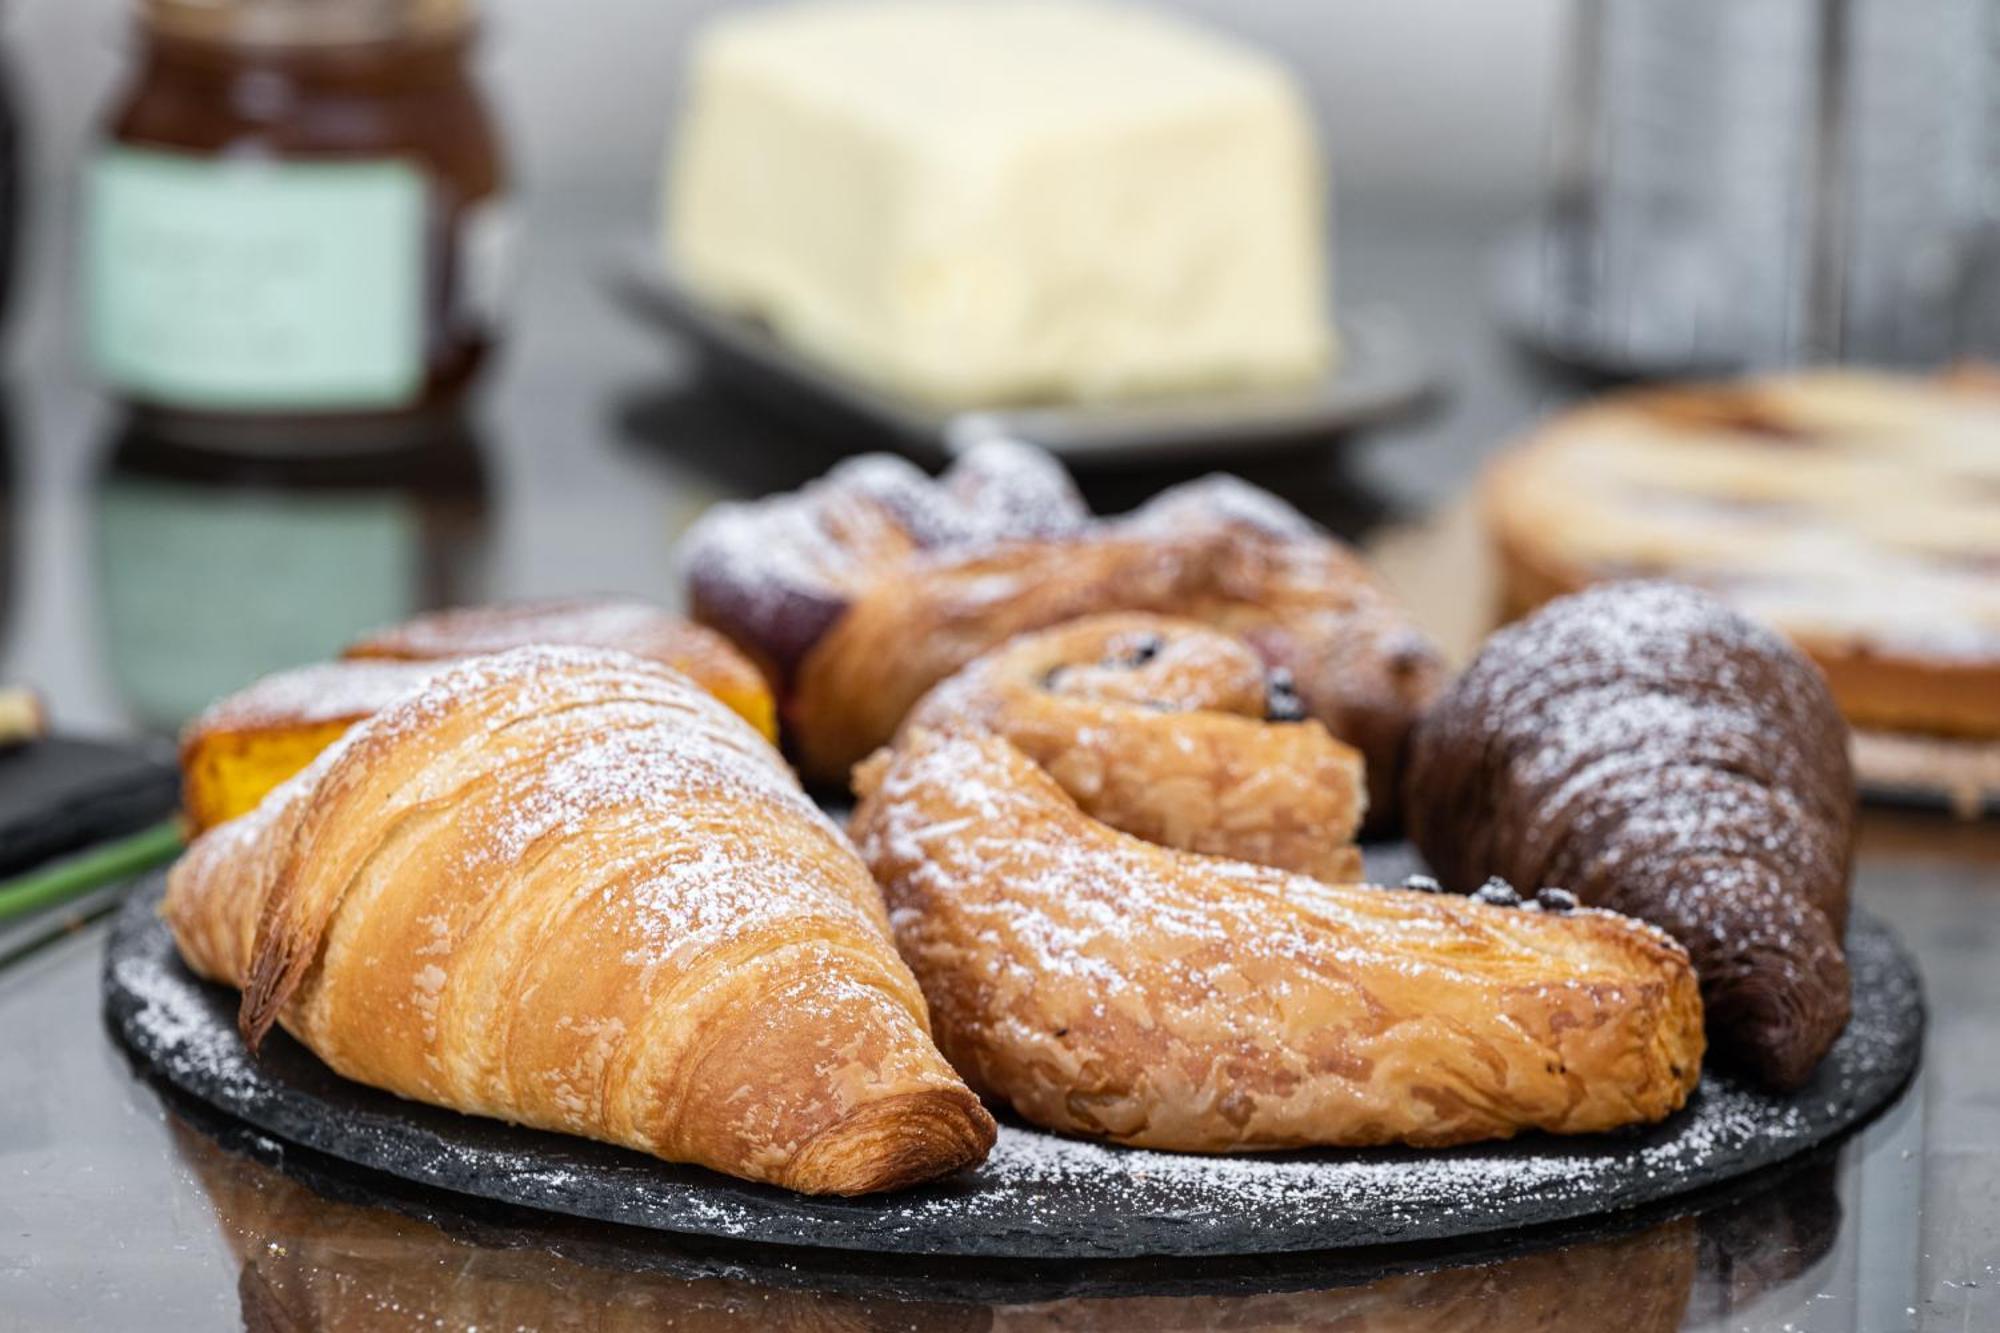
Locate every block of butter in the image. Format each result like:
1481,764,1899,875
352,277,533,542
664,0,1336,408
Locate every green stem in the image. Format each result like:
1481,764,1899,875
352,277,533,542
0,820,184,924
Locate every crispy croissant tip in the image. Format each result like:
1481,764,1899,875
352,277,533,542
781,1088,997,1196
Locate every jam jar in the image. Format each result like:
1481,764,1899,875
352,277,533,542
85,0,508,436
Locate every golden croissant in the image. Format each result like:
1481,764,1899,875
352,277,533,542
852,719,1705,1152
164,646,994,1195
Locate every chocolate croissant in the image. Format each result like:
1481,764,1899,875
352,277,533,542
164,647,994,1194
682,441,1442,817
852,697,1704,1151
1404,581,1855,1090
897,613,1366,882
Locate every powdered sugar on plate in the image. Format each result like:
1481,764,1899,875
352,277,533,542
105,871,1921,1260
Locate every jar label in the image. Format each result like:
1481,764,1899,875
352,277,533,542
86,149,427,411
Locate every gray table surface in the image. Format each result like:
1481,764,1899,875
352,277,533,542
0,180,1994,1329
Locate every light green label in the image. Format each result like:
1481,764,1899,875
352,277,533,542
97,478,421,727
87,148,427,410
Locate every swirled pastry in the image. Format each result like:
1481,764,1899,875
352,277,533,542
851,725,1704,1152
165,647,992,1195
899,613,1365,881
1404,581,1854,1090
683,440,1441,818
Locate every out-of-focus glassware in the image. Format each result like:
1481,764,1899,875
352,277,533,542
1500,0,2000,375
83,0,509,445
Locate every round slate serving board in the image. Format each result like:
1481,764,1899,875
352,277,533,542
105,871,1922,1261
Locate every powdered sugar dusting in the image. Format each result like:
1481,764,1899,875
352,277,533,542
1120,473,1320,541
677,440,1101,672
350,597,716,663
864,731,1682,998
1407,580,1857,1087
185,660,444,737
319,647,859,1004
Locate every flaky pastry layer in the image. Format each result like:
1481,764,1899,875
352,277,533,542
852,727,1704,1152
898,613,1365,882
165,647,991,1195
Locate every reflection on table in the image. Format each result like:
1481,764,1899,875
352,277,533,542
166,1102,1849,1333
91,412,493,731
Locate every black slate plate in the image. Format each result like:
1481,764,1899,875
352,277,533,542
105,871,1922,1261
0,736,177,879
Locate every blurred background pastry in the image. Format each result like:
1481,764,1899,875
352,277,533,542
1484,369,2000,811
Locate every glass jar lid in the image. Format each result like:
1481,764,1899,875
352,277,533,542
144,0,471,46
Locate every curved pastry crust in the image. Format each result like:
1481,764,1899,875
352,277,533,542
852,727,1704,1152
1404,581,1854,1090
899,613,1365,882
345,597,777,742
683,442,1441,818
165,648,993,1195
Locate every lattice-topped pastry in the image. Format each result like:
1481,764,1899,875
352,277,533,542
1486,370,2000,740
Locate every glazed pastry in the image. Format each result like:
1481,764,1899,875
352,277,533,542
899,613,1365,882
345,596,776,742
1485,369,2000,741
165,647,993,1195
851,727,1704,1152
181,598,777,836
1404,581,1854,1090
683,440,1442,817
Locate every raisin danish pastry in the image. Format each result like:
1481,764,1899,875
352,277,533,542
682,441,1442,818
852,634,1704,1152
897,613,1366,882
1404,581,1855,1090
165,647,993,1195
